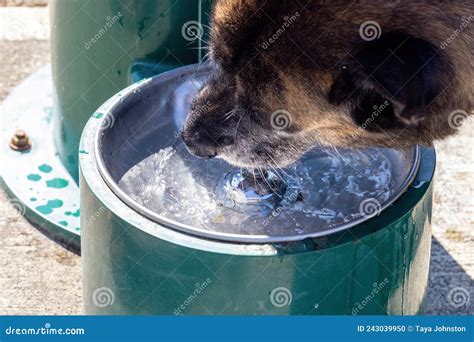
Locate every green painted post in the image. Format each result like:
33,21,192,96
50,0,212,181
71,1,435,314
79,95,436,314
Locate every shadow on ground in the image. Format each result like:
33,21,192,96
425,237,473,315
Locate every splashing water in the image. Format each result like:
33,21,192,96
119,141,396,238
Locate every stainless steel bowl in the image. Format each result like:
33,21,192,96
95,65,420,243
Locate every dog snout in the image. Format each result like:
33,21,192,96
181,129,217,159
181,128,235,159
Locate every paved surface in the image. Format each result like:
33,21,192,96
0,7,472,315
0,7,49,41
426,125,474,315
0,39,83,315
0,0,48,7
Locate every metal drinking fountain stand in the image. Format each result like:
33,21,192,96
79,64,436,315
1,0,211,250
0,0,436,315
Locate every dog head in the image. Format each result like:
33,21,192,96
181,1,473,168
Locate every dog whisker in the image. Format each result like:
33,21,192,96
222,109,236,122
233,114,243,138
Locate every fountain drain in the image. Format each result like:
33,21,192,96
214,169,300,216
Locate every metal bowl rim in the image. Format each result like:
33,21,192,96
94,64,421,244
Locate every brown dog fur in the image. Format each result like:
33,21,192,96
181,0,473,168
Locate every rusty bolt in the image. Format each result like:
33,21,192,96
9,129,32,151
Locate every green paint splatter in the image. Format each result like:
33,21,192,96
65,209,80,217
27,174,41,181
137,16,152,39
67,154,76,164
38,164,52,173
59,221,68,227
30,197,37,202
93,112,104,119
79,150,89,154
36,199,63,215
46,178,69,189
75,227,80,231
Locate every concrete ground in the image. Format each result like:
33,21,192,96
0,7,472,315
0,38,83,314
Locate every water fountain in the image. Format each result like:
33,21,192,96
80,64,435,314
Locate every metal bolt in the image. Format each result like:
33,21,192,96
9,129,32,151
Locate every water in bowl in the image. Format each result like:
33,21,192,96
118,140,394,238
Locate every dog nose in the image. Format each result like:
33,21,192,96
180,130,218,159
181,129,235,159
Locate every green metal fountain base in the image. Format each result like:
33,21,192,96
1,65,80,250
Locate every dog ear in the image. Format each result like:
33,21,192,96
210,1,283,73
329,32,447,128
210,0,264,73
